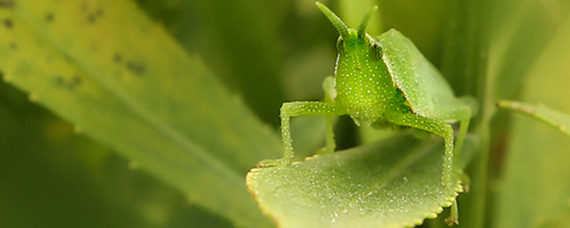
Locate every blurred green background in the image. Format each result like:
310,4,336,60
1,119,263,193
1,0,570,227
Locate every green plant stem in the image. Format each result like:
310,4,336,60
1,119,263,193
440,0,491,226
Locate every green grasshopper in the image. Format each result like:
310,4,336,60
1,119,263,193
260,2,474,197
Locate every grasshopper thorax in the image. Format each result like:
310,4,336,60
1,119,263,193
317,2,400,126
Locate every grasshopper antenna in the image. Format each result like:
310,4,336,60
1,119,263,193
357,5,378,39
316,2,350,39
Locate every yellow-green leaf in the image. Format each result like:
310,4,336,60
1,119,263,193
0,0,279,227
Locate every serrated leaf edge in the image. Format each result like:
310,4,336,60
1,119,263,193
246,154,463,228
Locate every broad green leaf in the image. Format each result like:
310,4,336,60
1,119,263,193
0,82,234,228
247,132,466,228
495,11,570,228
497,101,570,136
0,0,279,227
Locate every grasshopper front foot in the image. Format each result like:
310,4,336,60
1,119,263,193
257,157,292,168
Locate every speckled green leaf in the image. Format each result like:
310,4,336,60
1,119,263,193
0,0,278,227
247,132,466,228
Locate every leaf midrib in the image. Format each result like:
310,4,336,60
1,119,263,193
339,139,438,214
15,7,245,186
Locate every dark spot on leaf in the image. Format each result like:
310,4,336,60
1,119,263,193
56,75,65,85
45,13,54,22
56,75,82,91
72,75,82,85
9,42,17,50
113,53,122,63
87,8,104,24
355,66,361,71
127,61,145,76
95,8,104,17
0,0,14,8
87,14,96,23
4,18,13,29
64,54,72,62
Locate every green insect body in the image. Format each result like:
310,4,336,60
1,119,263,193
260,2,473,195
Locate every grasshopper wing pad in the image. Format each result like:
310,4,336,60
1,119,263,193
379,29,457,117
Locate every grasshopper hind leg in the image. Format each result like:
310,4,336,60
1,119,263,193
384,110,456,192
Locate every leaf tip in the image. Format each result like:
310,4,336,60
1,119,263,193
0,0,15,8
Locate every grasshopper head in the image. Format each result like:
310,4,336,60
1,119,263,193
316,2,395,124
316,2,382,62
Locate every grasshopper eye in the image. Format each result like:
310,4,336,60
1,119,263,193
370,42,383,61
336,37,345,55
